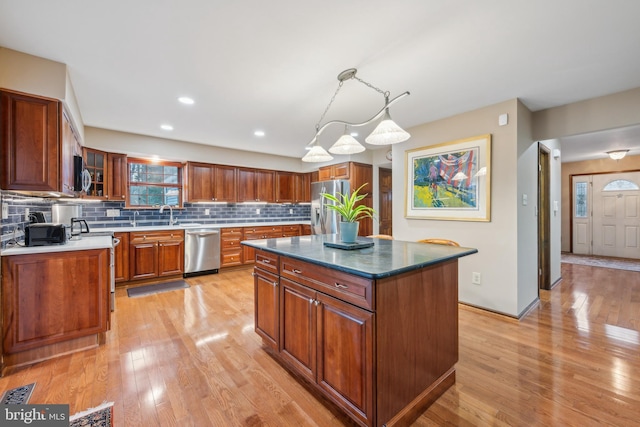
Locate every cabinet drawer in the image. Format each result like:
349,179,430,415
282,224,300,233
221,227,243,236
244,226,283,239
280,257,373,311
221,237,242,250
221,250,242,267
130,230,183,242
255,250,279,274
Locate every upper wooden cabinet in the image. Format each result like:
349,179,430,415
83,147,108,199
108,152,128,202
237,167,275,203
275,171,294,203
185,162,237,202
294,172,311,203
318,162,350,181
0,89,77,195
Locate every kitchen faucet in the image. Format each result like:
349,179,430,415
131,210,139,227
159,205,178,226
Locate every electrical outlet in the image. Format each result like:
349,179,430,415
256,208,260,215
25,208,30,221
289,208,294,214
205,208,210,215
472,272,482,285
106,209,120,217
2,203,8,219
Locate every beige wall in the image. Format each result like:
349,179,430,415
392,99,539,317
0,47,85,141
561,155,640,252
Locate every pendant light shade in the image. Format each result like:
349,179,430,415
329,128,365,154
365,109,411,145
302,144,333,162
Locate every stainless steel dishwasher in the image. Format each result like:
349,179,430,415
184,228,221,277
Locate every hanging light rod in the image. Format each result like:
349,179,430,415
302,68,410,162
305,91,410,148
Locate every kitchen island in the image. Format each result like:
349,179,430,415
242,234,477,427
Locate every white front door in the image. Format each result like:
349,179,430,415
592,172,640,259
572,175,592,255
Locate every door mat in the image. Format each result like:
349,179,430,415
127,280,190,298
70,401,114,427
561,253,640,272
0,382,36,404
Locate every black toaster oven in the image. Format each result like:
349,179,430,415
25,224,68,246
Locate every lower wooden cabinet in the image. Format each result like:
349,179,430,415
253,250,374,426
242,226,283,265
129,230,184,280
1,249,110,355
114,232,129,283
220,227,243,267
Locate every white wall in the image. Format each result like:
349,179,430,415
392,99,537,317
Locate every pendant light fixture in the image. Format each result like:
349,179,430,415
303,68,410,162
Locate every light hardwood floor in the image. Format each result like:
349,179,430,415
1,263,638,426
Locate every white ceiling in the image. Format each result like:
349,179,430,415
1,0,640,161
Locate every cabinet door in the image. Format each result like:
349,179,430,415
83,147,108,199
213,165,237,202
294,173,311,203
158,235,184,277
316,293,374,426
236,167,256,202
114,232,130,283
108,153,128,202
1,90,59,192
1,249,109,354
280,278,316,382
187,162,214,201
129,239,158,280
318,167,332,182
60,109,78,195
254,268,279,350
275,171,294,203
332,163,350,179
256,169,275,202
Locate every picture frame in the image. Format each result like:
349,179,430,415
405,134,491,221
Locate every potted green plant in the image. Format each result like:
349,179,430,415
322,183,376,243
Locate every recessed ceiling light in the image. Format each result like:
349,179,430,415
350,132,359,137
160,124,174,131
254,130,265,137
178,97,194,105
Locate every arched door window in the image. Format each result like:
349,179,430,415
602,179,639,191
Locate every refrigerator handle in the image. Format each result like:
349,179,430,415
319,188,327,234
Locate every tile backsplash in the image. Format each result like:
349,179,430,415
1,192,311,245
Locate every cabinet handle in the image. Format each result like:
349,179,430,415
251,272,256,277
308,298,314,304
121,195,125,199
262,259,270,263
334,283,348,289
143,235,147,240
314,300,320,306
292,268,302,274
272,281,278,287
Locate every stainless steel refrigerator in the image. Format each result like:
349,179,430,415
310,180,350,235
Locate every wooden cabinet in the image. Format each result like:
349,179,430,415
301,224,312,235
242,226,282,264
129,230,184,280
220,227,243,267
253,250,280,350
185,162,237,202
0,89,76,195
281,224,301,237
275,171,294,203
83,147,108,198
318,162,349,181
108,152,128,202
114,232,130,283
237,168,275,202
1,249,110,355
294,172,311,203
253,251,374,425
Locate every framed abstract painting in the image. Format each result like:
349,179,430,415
405,134,491,221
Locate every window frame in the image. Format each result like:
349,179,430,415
126,157,184,208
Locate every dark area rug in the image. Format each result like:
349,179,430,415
127,280,190,298
70,401,113,427
561,253,640,272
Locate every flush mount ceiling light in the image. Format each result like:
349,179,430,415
302,68,410,162
160,124,174,131
607,149,629,160
178,96,194,105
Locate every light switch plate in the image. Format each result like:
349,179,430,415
106,209,120,217
2,204,8,219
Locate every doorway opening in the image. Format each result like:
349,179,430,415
538,144,551,290
378,167,393,236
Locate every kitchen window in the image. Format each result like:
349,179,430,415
128,158,182,207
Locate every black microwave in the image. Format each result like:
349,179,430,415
25,224,68,246
73,155,85,192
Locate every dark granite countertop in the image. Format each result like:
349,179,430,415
241,234,477,279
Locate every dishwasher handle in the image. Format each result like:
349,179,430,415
186,230,220,237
